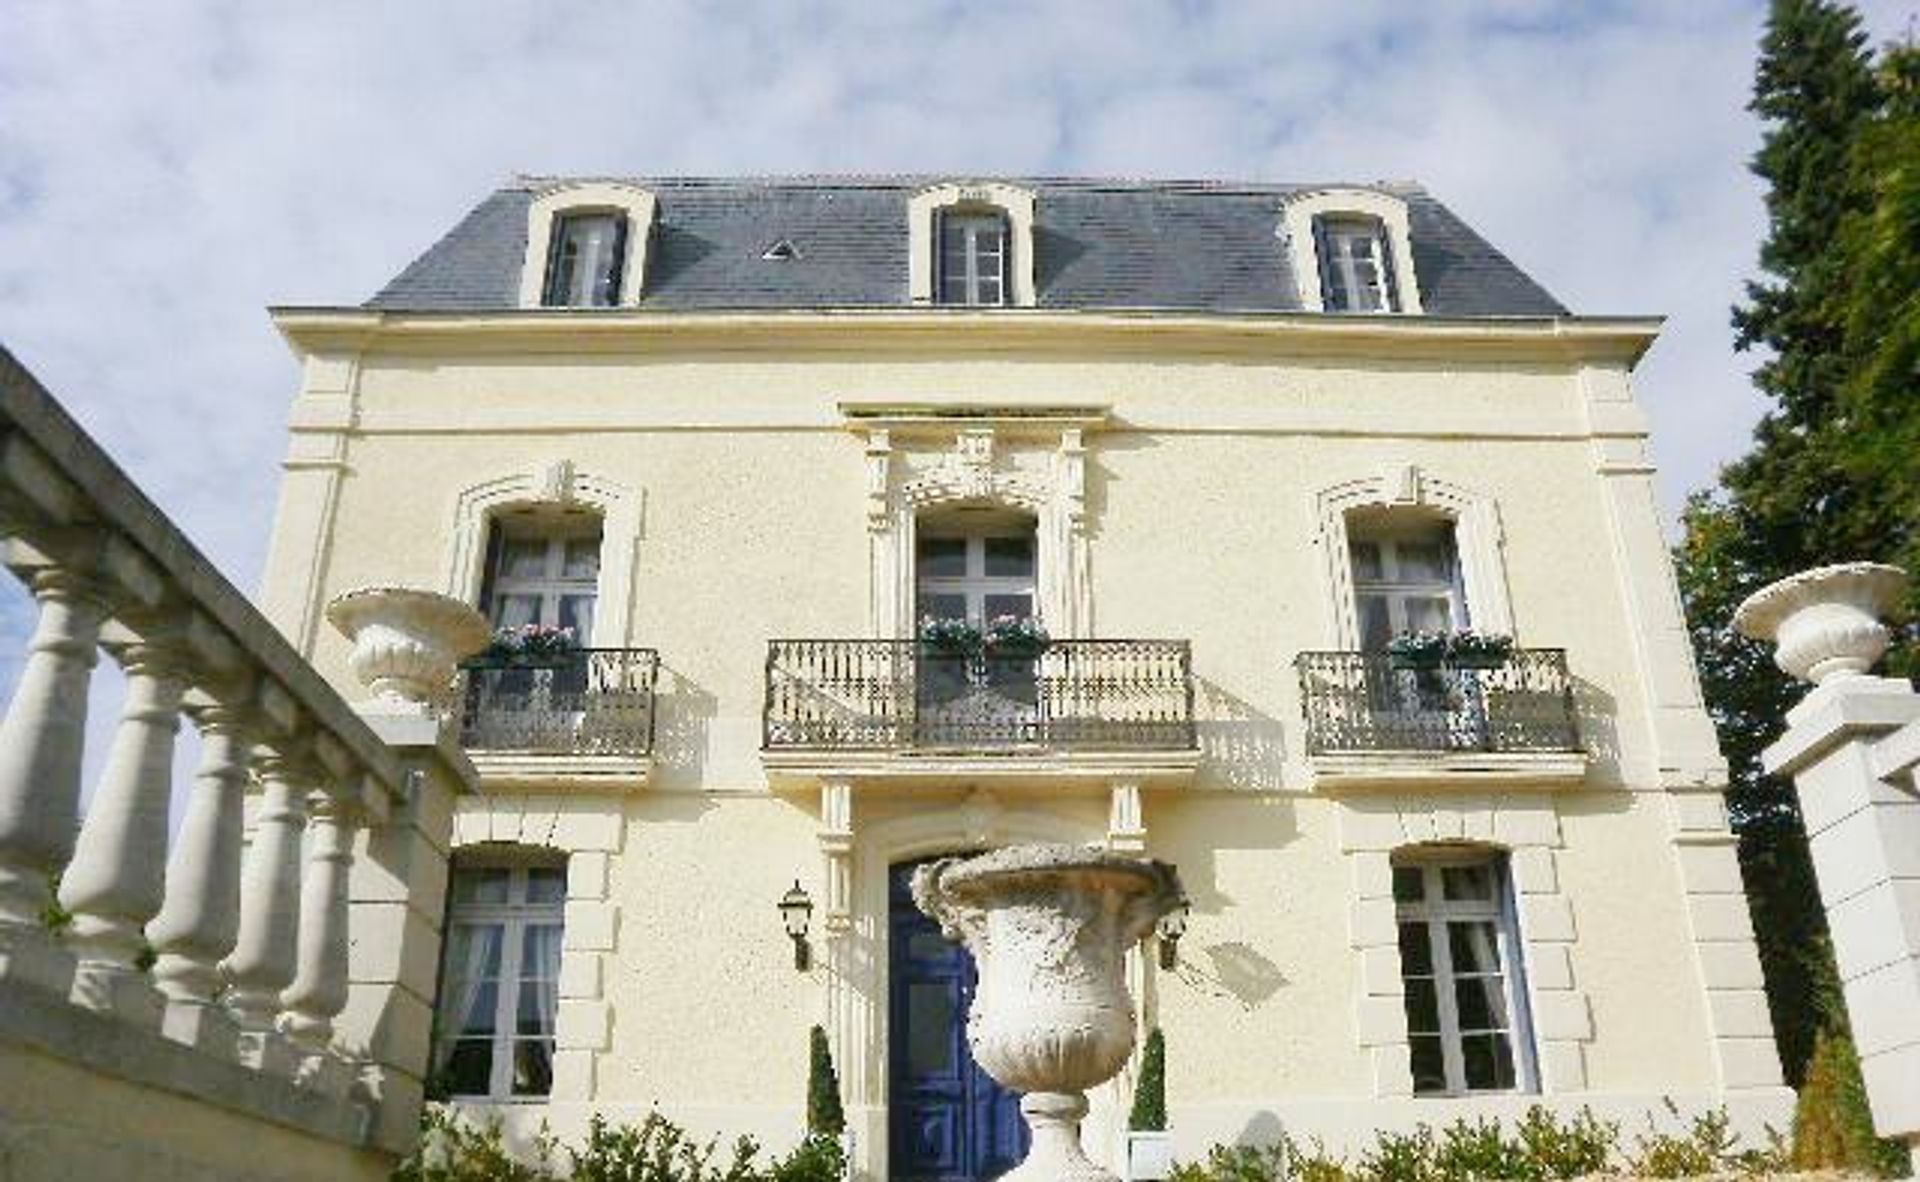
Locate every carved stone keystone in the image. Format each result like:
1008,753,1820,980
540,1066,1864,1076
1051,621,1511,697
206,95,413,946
914,844,1183,1182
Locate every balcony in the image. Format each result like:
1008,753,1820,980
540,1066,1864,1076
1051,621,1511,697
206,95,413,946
459,648,659,785
762,639,1197,786
1294,649,1584,788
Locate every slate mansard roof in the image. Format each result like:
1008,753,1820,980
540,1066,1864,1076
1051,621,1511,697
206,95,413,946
367,176,1568,318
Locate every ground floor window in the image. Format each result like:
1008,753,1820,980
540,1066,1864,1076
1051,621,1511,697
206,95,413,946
432,858,567,1099
1393,849,1534,1095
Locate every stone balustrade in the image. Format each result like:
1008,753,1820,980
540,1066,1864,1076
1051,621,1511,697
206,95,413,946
0,345,469,1172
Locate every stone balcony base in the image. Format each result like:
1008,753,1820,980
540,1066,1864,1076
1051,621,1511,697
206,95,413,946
1308,749,1589,791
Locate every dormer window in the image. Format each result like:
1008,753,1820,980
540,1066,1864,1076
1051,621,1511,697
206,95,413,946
543,213,627,308
1317,215,1396,313
1282,189,1424,315
518,182,657,309
908,182,1036,308
938,212,1009,307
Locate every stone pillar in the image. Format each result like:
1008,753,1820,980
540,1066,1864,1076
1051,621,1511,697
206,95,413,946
0,567,107,994
1735,562,1920,1165
820,778,854,935
282,793,360,1095
224,753,309,1075
59,636,188,1025
147,702,250,1054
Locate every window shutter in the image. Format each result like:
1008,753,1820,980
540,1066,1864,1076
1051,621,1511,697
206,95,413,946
1378,220,1402,313
1312,217,1343,311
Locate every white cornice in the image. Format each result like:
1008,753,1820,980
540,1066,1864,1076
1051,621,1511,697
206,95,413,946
269,307,1663,366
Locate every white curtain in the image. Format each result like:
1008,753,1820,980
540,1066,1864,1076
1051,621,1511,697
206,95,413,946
433,922,501,1073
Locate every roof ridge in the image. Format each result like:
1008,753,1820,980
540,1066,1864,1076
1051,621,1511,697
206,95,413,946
504,172,1427,198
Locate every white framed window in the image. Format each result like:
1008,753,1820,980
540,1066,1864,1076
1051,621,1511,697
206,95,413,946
1349,520,1465,651
543,212,628,307
482,514,603,641
915,521,1037,625
938,211,1009,306
1317,215,1397,313
1393,850,1536,1096
432,860,568,1100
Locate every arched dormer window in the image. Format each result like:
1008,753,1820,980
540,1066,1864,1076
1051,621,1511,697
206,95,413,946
908,182,1036,308
1282,189,1423,315
519,182,658,309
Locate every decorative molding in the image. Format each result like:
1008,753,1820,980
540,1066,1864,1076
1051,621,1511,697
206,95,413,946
1313,465,1513,648
1279,188,1424,315
1107,780,1146,853
444,463,641,648
518,182,658,309
906,181,1038,307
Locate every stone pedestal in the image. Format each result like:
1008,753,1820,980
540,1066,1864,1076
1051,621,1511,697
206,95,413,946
913,844,1183,1182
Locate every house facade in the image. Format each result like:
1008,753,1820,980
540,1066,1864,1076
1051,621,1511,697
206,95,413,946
257,175,1791,1177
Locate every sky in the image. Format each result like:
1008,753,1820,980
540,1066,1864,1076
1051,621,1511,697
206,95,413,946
0,0,1915,722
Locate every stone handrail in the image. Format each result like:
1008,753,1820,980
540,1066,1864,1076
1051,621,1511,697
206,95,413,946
0,346,429,1147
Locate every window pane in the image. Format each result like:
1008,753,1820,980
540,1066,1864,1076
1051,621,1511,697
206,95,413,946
1455,975,1510,1033
444,922,504,979
563,539,601,579
1350,541,1384,582
1396,541,1449,582
442,1039,494,1097
1396,921,1432,975
512,1038,554,1096
500,537,549,579
1391,866,1425,903
917,593,968,623
521,923,563,982
526,868,567,905
559,594,595,639
918,536,968,579
1448,921,1504,975
1401,977,1439,1035
453,870,510,906
1404,596,1452,634
984,536,1035,578
1409,1035,1447,1094
459,983,498,1035
518,983,558,1035
984,594,1032,622
908,983,956,1076
1442,864,1497,902
1461,1032,1516,1091
492,594,541,630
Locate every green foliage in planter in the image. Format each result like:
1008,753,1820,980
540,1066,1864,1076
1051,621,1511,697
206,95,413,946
1626,1107,1786,1178
806,1024,846,1136
1127,1027,1168,1132
1791,1026,1910,1176
392,1107,845,1182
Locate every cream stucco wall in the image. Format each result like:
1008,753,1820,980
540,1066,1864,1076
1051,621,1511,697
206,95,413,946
259,310,1788,1165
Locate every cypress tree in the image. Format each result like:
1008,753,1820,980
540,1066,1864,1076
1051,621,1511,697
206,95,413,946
1127,1028,1168,1133
807,1024,846,1136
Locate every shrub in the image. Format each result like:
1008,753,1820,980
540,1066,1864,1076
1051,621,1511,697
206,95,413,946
394,1109,844,1182
1627,1105,1786,1178
1792,1027,1910,1177
1129,1028,1168,1133
1514,1106,1616,1179
806,1025,846,1137
392,1107,559,1182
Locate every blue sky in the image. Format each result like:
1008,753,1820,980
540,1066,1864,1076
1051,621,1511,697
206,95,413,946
1,0,1914,728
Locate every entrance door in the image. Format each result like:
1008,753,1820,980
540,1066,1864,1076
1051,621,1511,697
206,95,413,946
889,861,1029,1182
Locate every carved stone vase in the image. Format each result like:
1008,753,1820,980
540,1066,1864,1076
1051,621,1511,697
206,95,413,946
913,844,1184,1182
1732,562,1908,685
324,586,491,710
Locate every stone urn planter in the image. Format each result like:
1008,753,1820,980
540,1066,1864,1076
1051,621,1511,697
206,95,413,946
325,586,491,709
913,844,1184,1182
1732,562,1908,685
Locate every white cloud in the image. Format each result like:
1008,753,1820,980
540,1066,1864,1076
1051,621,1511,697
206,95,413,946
1,0,1913,719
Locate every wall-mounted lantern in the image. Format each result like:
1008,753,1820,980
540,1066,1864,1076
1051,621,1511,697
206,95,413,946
1156,896,1191,971
778,880,814,971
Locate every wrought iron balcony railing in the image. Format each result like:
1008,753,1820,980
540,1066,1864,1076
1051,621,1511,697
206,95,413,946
1295,649,1579,755
460,648,660,756
763,639,1196,752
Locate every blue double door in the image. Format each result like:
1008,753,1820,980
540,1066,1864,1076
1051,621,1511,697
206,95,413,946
889,860,1030,1182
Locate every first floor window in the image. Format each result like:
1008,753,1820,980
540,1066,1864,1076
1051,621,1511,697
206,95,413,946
432,860,567,1099
915,519,1036,625
482,513,603,640
1349,519,1464,652
1317,214,1396,313
544,211,627,307
1394,850,1534,1095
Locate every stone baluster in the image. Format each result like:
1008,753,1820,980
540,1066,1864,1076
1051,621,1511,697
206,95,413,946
0,566,109,994
224,752,308,1075
147,702,251,1053
280,792,360,1095
58,635,189,1024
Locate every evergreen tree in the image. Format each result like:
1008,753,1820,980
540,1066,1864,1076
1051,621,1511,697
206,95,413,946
1127,1028,1168,1133
1673,0,1896,1091
806,1025,846,1136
